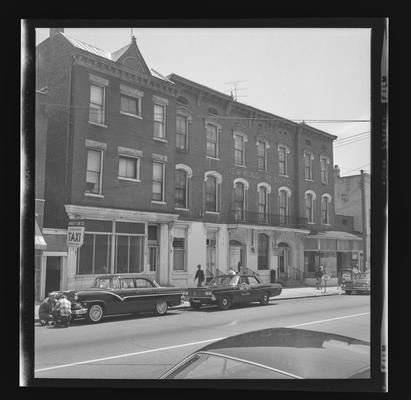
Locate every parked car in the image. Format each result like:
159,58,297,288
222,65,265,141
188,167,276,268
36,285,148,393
342,271,370,295
65,274,182,323
182,274,282,310
159,327,370,379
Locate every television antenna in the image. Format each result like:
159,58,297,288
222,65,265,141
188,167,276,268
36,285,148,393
225,80,247,101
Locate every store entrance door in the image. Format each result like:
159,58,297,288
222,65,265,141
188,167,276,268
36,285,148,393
45,256,62,295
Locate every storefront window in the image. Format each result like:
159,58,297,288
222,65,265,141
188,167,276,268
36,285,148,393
77,233,111,275
173,238,186,271
115,235,144,273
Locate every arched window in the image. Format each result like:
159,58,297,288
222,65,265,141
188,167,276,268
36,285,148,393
208,107,218,116
205,175,217,212
304,190,316,223
175,169,187,209
320,155,330,184
234,182,246,221
258,233,269,270
278,187,291,225
321,194,332,225
257,183,271,222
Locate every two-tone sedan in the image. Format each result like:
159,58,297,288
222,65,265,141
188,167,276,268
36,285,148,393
70,274,182,323
342,271,370,295
182,274,282,310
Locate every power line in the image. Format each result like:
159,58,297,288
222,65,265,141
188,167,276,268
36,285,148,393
334,131,370,143
334,136,370,149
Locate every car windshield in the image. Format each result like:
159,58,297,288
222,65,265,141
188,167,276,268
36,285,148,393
164,353,292,379
209,276,238,286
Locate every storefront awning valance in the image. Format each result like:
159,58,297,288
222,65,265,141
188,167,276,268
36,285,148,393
35,220,47,250
306,230,363,241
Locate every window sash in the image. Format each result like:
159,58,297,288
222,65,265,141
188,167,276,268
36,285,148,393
152,162,164,201
121,95,139,116
306,194,314,222
115,235,144,273
321,159,328,183
279,148,287,174
173,238,186,271
154,104,165,138
175,170,187,208
305,153,312,180
77,233,111,275
258,234,269,269
257,142,266,170
86,149,102,194
279,191,288,223
119,156,138,179
205,176,217,212
206,125,218,157
322,198,330,224
234,135,244,165
258,188,267,220
89,85,105,124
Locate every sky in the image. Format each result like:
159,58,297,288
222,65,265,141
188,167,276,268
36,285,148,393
34,27,371,177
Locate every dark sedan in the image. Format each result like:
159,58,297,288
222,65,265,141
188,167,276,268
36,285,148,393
159,327,370,379
182,274,282,310
342,271,370,295
69,274,182,323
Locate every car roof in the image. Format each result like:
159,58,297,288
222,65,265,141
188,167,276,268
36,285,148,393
197,327,369,379
95,274,152,280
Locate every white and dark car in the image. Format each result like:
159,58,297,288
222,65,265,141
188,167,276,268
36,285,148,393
160,327,370,379
67,274,182,323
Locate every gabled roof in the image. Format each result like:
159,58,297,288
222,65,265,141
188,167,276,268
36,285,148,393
61,33,113,60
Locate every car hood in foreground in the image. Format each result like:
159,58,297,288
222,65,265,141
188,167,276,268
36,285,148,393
198,327,370,379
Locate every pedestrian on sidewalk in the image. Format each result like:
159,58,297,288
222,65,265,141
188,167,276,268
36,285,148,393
194,264,205,287
38,292,57,326
315,265,324,290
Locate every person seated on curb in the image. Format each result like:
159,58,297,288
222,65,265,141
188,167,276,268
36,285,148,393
38,292,57,326
50,293,72,328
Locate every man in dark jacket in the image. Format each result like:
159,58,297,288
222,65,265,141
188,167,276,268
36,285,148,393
315,265,324,290
194,264,205,287
38,293,57,326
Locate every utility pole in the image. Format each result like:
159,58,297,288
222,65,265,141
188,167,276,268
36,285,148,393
360,169,368,271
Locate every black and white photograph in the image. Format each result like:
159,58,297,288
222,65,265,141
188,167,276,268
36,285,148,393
21,19,388,391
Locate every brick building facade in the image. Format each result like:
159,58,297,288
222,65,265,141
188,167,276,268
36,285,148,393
34,30,363,299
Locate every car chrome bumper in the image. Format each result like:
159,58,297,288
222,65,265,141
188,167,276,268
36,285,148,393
184,296,215,304
72,308,88,316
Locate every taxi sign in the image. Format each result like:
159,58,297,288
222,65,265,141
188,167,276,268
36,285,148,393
67,220,85,247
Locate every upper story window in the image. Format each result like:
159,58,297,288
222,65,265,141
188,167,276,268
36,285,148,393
258,186,268,222
257,141,267,170
89,84,105,125
234,134,245,166
278,145,289,175
176,114,189,150
321,194,332,225
175,169,188,209
278,186,291,225
320,156,330,184
86,148,103,195
120,85,143,118
152,161,165,202
118,155,140,181
234,182,246,220
204,171,222,213
304,151,314,181
206,123,218,158
154,104,166,139
305,190,316,223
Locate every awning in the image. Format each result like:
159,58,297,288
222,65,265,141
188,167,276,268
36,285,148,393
35,220,47,250
307,230,363,240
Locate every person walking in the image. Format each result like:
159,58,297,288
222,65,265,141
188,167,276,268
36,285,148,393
315,265,324,290
38,292,57,326
194,264,205,287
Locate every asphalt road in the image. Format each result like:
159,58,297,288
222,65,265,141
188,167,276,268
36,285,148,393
34,294,370,379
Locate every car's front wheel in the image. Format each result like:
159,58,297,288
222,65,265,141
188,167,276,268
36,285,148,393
155,299,168,315
218,295,232,310
85,304,104,323
260,293,270,305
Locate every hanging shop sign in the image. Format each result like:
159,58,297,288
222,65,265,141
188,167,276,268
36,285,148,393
67,220,85,247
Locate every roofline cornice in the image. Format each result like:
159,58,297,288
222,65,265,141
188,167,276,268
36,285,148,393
300,123,338,141
72,51,178,98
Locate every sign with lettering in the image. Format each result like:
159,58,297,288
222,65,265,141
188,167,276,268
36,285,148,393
67,220,85,247
172,239,185,248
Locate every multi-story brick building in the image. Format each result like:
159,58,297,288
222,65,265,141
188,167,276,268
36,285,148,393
35,29,363,299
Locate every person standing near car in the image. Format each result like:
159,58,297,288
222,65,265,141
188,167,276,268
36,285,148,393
38,292,57,326
194,264,205,287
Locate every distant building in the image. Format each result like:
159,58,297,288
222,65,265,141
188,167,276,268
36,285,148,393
34,29,364,299
334,166,370,270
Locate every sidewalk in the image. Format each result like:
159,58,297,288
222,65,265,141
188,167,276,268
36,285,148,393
34,286,343,321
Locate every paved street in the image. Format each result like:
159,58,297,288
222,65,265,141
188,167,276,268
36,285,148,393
34,294,370,379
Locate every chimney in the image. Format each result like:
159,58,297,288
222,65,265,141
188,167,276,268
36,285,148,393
333,164,340,179
50,28,64,37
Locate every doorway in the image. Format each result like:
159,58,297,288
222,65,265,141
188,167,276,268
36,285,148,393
229,240,245,273
45,256,62,295
278,242,290,281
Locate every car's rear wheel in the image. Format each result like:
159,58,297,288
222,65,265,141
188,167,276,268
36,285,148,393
190,301,201,309
345,290,352,295
219,295,232,310
260,293,270,305
155,299,168,315
86,304,104,323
